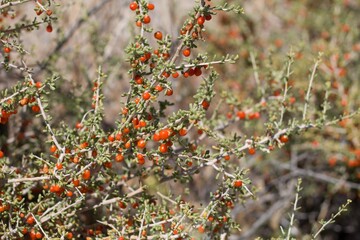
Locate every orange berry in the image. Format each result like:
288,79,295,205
279,135,289,143
129,2,138,11
55,163,63,170
237,111,246,119
197,16,205,26
0,150,4,158
50,145,57,153
82,169,91,180
46,9,52,16
178,128,187,136
142,91,151,100
137,139,146,149
159,129,171,140
172,72,179,78
4,47,11,53
165,89,173,96
183,48,191,57
137,153,145,165
143,15,151,24
155,85,163,92
147,3,155,10
26,216,35,225
154,31,162,40
233,180,243,188
159,143,168,153
31,105,40,113
248,148,256,155
115,153,124,162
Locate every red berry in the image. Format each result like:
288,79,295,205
165,89,173,96
82,169,91,180
142,91,151,100
237,111,246,119
172,72,179,78
0,150,4,158
147,3,155,10
4,47,11,53
233,180,243,188
183,48,191,57
279,135,289,143
26,216,35,225
143,15,151,24
137,139,146,149
46,24,53,33
55,163,63,170
31,105,40,113
129,2,138,11
178,128,187,136
205,14,212,21
197,16,205,25
137,153,145,165
201,100,210,110
155,85,163,92
159,143,168,153
154,31,163,40
159,129,171,140
248,148,256,155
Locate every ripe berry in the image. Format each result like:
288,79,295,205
46,9,52,16
165,89,173,96
159,129,171,140
115,153,124,162
35,232,42,239
201,100,210,110
237,111,246,119
137,139,146,149
233,180,243,188
26,216,35,225
155,85,163,92
46,24,53,33
205,14,212,21
142,91,151,100
108,135,115,142
159,143,168,153
55,163,63,170
153,133,160,141
248,148,256,155
137,153,145,165
143,15,151,24
4,47,11,53
172,72,179,78
279,135,289,143
31,105,40,113
154,31,162,40
0,150,4,158
82,169,91,180
129,2,138,11
147,3,155,10
178,128,187,136
197,16,205,25
182,48,191,57
49,145,57,153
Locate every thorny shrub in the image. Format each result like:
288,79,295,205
0,0,359,239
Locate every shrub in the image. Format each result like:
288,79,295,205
0,0,359,239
